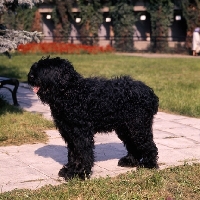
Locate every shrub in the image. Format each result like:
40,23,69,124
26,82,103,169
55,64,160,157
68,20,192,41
17,43,115,54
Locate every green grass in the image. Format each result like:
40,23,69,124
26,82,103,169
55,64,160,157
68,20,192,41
1,53,200,117
1,53,200,198
0,96,54,146
1,163,200,199
1,53,200,145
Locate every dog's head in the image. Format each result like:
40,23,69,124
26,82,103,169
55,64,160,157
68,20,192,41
28,56,81,104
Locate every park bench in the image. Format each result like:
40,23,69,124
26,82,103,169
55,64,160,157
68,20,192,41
0,77,19,106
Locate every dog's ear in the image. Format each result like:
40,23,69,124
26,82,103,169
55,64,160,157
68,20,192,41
36,57,81,91
57,59,81,87
58,58,76,78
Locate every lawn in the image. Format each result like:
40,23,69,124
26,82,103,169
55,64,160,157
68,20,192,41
1,53,200,117
0,97,54,146
1,53,200,199
1,163,200,199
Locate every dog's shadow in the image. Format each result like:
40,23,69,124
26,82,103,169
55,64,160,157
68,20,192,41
35,143,126,165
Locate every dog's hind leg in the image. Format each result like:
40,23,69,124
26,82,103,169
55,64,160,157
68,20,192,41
116,114,158,169
115,125,140,167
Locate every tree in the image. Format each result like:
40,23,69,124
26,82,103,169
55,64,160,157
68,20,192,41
175,0,200,50
76,0,103,45
51,0,104,45
0,0,43,56
110,0,135,52
147,0,174,52
51,0,73,42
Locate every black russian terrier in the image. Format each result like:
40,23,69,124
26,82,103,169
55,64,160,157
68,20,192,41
28,57,159,180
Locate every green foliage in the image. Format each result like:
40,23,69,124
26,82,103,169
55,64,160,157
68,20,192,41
110,1,135,52
147,0,174,52
3,0,200,53
51,0,72,42
0,1,43,54
180,0,200,30
76,0,103,45
176,0,200,49
2,6,37,31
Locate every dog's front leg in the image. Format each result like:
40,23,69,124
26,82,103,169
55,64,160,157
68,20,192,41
59,128,95,180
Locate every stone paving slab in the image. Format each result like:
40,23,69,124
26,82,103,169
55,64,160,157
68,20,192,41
1,83,200,193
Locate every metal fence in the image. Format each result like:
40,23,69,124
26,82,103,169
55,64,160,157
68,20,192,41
42,35,189,53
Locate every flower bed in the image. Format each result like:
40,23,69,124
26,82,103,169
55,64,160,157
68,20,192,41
17,43,115,54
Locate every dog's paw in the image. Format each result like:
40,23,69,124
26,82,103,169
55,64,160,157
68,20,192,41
138,158,159,169
139,162,159,169
58,165,68,177
58,164,92,181
58,165,76,180
118,155,138,167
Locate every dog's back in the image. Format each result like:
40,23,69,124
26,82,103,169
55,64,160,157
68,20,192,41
81,75,159,116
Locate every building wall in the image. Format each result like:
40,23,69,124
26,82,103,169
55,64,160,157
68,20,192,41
38,2,187,50
42,13,54,42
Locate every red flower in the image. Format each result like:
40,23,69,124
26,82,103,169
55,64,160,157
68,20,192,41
17,43,115,54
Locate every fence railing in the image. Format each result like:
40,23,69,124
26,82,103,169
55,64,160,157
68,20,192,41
43,35,187,42
42,35,189,53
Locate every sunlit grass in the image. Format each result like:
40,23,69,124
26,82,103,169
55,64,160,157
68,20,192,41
1,53,200,198
1,163,200,199
0,97,54,146
1,53,200,146
1,53,200,117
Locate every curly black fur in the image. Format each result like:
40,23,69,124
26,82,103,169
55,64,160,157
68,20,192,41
28,57,159,180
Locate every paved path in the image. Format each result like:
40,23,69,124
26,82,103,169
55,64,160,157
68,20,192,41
1,83,200,193
115,52,200,58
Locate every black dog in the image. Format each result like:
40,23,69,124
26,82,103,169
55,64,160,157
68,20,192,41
28,57,159,180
